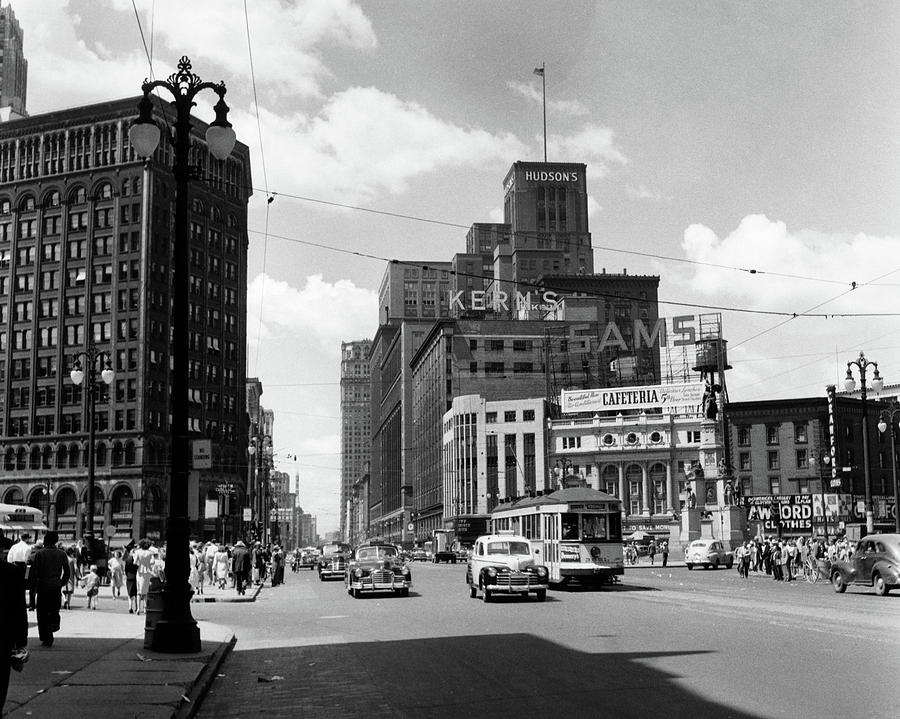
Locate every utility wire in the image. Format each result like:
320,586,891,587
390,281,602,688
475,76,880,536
246,227,900,320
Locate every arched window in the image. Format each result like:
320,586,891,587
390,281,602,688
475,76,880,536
55,487,77,516
0,197,11,214
42,190,61,208
4,448,14,471
649,463,667,515
27,488,46,509
124,442,136,465
95,443,107,467
111,442,124,467
625,464,643,515
95,181,113,200
56,445,68,469
42,445,53,469
111,484,133,513
17,447,28,470
18,194,36,212
68,444,80,468
2,487,24,505
68,186,87,204
602,464,619,497
145,485,162,514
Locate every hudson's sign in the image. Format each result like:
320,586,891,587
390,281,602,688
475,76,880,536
561,382,705,414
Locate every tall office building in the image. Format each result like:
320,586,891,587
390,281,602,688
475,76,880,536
0,96,252,544
0,3,27,119
340,339,371,542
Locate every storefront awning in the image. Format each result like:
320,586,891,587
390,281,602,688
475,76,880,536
0,522,49,532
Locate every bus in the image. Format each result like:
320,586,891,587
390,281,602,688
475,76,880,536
488,487,624,586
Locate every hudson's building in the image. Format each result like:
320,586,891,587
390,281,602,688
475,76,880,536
0,4,27,120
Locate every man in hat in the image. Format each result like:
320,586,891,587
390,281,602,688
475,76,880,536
231,541,251,595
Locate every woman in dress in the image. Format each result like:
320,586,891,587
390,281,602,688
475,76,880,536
124,548,138,614
108,550,125,599
133,539,155,614
213,545,229,589
63,546,78,610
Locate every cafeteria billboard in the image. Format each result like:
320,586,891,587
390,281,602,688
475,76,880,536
560,382,705,414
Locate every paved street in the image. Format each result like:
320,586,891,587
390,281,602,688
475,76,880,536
192,563,900,718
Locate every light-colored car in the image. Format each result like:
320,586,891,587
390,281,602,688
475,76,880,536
685,539,733,570
830,534,900,596
466,533,549,602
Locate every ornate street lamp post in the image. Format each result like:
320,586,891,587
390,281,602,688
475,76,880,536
877,401,900,533
843,351,884,534
129,56,236,653
70,346,115,537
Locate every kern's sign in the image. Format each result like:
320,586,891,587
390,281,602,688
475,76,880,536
561,382,706,414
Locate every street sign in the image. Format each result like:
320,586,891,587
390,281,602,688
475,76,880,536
407,522,414,531
243,508,252,522
192,439,212,469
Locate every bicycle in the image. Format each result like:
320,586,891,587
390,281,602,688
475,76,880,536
805,557,831,584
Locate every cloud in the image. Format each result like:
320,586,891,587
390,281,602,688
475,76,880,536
239,86,528,205
507,80,589,116
547,124,627,182
247,273,378,352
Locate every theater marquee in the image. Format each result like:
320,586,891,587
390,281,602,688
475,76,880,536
560,382,705,414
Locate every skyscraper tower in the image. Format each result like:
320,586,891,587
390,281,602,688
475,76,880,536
340,340,371,542
0,3,27,119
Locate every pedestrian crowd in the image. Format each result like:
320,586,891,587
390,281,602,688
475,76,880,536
187,540,288,596
732,535,848,580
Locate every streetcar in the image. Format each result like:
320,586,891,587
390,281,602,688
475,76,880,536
488,487,624,586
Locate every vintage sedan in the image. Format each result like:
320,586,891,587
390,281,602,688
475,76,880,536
830,533,900,596
318,542,351,581
466,533,549,602
684,539,734,570
345,544,412,598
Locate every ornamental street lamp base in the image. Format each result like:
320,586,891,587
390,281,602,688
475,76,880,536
145,587,201,653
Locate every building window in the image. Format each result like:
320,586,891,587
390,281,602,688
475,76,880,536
562,436,581,450
737,426,751,446
485,412,497,424
523,409,535,422
687,431,700,443
767,451,779,471
795,449,808,469
485,362,504,375
739,452,751,471
796,478,810,494
488,340,504,352
504,411,516,422
794,423,808,444
769,477,780,494
766,425,779,445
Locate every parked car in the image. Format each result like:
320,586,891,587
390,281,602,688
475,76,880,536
318,542,351,581
830,534,900,596
410,549,428,562
466,533,549,602
684,539,733,570
345,544,412,598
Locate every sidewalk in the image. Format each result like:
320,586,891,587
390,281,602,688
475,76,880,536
3,581,261,719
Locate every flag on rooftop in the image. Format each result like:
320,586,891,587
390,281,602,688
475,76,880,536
534,66,544,76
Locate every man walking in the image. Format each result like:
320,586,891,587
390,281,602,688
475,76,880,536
231,541,251,595
7,533,32,574
1,555,29,712
660,540,669,567
29,531,70,647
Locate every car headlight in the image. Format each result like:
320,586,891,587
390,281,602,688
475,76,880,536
354,568,363,578
536,567,548,578
403,567,411,576
485,567,497,577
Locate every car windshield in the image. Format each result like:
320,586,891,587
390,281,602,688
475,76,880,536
487,541,531,556
323,544,349,554
357,546,397,561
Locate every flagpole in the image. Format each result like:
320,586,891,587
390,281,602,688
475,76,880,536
539,62,547,162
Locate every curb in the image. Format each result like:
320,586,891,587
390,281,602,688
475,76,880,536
190,581,264,603
172,630,237,719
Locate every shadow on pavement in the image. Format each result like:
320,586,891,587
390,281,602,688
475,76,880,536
198,633,767,719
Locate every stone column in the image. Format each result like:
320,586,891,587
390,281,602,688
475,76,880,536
641,464,650,516
666,462,675,515
617,464,625,508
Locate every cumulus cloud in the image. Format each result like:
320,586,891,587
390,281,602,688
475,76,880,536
625,184,670,202
239,86,528,205
547,125,627,181
247,273,378,352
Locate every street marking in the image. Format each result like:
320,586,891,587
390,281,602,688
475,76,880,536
319,615,348,620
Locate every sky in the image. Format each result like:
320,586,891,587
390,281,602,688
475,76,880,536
11,0,899,535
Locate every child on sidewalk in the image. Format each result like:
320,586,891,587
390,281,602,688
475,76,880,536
82,564,101,610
